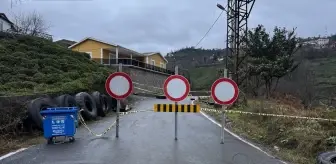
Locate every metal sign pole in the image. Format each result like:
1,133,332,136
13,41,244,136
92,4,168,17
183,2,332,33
116,63,122,138
221,68,228,144
221,105,226,144
174,65,178,140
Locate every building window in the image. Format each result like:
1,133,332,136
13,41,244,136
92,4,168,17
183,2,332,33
160,62,164,68
109,53,115,59
85,52,92,59
151,59,155,66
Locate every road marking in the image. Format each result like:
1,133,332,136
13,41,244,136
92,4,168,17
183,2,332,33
199,111,287,164
0,147,28,161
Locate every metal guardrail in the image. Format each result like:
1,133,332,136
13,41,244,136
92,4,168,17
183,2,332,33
95,58,175,75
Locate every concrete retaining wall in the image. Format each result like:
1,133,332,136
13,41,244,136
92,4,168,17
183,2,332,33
119,66,169,95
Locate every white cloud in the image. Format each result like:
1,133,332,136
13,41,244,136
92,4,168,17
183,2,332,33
1,0,335,54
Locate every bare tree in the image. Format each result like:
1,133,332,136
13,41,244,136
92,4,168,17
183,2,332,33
277,60,318,109
295,61,318,109
11,11,50,37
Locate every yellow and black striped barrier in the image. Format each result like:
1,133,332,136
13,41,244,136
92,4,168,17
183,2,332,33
154,104,200,113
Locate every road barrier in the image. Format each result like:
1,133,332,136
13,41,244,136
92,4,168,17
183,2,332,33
153,104,200,113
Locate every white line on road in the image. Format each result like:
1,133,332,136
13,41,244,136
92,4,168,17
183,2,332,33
199,111,287,164
0,147,28,161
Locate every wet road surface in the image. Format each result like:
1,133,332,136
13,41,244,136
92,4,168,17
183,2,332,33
1,97,284,164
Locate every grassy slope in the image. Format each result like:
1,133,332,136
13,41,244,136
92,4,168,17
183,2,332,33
189,64,224,90
0,36,115,96
189,54,336,163
189,55,336,91
199,97,336,164
311,56,336,90
0,35,116,155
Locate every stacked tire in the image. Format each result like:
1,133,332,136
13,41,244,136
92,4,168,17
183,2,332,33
27,97,58,130
26,91,121,130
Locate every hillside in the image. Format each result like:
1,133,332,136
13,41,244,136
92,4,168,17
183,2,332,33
166,47,225,70
0,34,114,96
166,47,226,90
172,46,336,163
167,47,336,100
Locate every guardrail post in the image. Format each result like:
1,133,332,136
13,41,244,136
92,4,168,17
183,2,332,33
175,65,178,141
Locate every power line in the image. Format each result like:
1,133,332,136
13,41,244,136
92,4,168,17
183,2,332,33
195,10,224,47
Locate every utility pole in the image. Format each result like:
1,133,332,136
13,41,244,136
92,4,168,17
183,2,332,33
217,0,255,85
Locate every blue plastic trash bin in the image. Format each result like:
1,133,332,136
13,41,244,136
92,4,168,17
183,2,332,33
40,107,78,143
43,107,79,127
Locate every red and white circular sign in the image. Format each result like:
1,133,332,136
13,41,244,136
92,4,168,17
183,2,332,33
211,78,239,105
163,75,190,102
105,72,133,100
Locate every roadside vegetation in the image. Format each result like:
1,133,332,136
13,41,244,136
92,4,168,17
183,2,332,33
168,25,336,164
200,96,336,164
0,35,114,96
0,34,115,155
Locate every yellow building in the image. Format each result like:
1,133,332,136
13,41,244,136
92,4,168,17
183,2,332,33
68,37,168,71
142,52,168,69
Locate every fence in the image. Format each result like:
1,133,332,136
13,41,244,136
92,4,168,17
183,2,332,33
97,58,175,75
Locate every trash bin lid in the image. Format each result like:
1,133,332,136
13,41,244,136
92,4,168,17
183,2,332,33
40,108,78,114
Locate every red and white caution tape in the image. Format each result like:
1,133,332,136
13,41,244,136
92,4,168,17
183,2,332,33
201,108,336,122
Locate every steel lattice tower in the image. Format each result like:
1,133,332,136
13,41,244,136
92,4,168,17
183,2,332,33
226,0,255,85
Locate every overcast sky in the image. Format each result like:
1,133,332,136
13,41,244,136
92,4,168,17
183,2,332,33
1,0,335,55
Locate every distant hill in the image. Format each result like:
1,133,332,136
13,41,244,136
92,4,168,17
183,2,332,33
168,47,336,97
166,47,227,90
166,47,226,70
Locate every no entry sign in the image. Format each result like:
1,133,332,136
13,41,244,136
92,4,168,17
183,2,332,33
105,72,133,99
211,78,239,105
163,75,190,102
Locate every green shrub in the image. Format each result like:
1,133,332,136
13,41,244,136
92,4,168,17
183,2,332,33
0,36,115,96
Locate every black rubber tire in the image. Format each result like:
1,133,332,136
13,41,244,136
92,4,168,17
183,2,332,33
27,97,57,129
75,92,97,120
55,94,78,107
100,94,109,116
156,95,166,99
91,91,106,117
107,96,117,112
317,151,336,164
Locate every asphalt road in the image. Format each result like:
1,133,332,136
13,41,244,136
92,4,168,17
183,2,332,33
1,97,284,164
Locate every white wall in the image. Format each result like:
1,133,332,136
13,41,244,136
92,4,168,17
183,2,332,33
0,18,12,31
